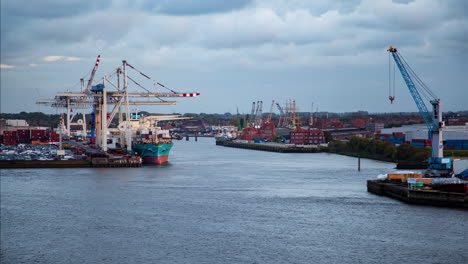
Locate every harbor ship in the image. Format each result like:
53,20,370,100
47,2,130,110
119,115,189,165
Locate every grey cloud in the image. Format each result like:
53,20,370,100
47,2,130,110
1,0,467,69
1,0,111,19
255,0,361,16
142,0,253,15
392,0,415,4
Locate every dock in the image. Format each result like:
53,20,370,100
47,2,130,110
367,180,468,209
0,160,91,168
0,157,142,169
219,141,324,153
91,157,142,167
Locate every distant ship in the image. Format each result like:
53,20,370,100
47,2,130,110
214,131,237,145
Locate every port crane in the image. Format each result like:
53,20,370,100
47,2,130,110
37,56,200,152
265,100,275,124
276,103,285,127
387,46,452,175
249,101,256,127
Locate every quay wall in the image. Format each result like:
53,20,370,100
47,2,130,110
0,160,90,168
0,157,142,169
220,141,322,153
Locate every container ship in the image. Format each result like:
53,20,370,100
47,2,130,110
124,115,188,165
132,128,173,165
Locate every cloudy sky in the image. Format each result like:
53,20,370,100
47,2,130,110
1,0,467,115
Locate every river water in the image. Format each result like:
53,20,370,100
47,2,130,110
1,137,467,264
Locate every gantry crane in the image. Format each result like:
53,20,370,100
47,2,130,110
249,101,256,127
254,101,263,127
276,103,285,127
265,100,275,124
388,46,452,175
37,56,200,152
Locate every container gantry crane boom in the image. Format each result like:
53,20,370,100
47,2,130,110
86,55,101,92
266,100,275,123
387,46,451,173
276,103,285,127
255,101,263,127
249,101,256,126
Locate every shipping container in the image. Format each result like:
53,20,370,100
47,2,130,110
401,173,423,183
253,137,266,143
387,174,402,181
416,178,433,185
3,130,17,137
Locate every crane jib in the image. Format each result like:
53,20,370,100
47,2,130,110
389,51,433,133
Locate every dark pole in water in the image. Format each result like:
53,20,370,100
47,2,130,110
195,135,198,142
358,155,361,171
186,135,189,141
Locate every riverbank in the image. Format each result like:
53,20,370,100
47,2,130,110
327,138,468,168
219,140,323,153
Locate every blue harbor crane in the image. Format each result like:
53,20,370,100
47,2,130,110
387,46,452,176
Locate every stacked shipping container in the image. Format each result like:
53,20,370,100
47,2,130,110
17,129,31,144
31,129,47,142
445,139,468,150
411,139,431,147
2,131,17,145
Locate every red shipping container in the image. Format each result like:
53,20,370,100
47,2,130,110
241,127,259,140
3,131,17,137
3,135,16,145
31,129,46,137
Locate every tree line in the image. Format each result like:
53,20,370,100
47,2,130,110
328,137,431,162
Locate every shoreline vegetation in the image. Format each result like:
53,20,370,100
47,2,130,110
326,137,468,165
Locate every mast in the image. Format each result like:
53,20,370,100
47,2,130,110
123,60,132,152
101,80,108,151
80,78,87,138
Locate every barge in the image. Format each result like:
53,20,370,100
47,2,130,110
367,180,468,209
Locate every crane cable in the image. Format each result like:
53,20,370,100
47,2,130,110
388,53,395,103
126,74,166,102
397,51,438,101
125,62,178,94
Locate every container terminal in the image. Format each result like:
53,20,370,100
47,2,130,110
1,55,199,168
1,48,467,206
